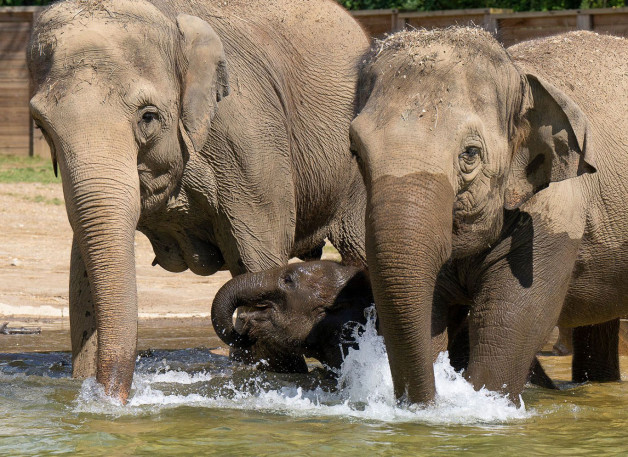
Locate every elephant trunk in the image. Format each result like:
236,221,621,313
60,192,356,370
211,271,272,348
366,172,453,404
59,133,141,404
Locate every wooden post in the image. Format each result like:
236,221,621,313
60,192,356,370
577,11,593,30
483,11,499,36
391,9,405,33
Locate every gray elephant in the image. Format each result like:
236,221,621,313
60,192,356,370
350,29,627,404
210,260,557,389
212,261,374,372
28,0,368,402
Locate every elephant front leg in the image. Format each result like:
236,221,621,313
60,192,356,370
572,319,620,383
465,233,580,401
69,236,98,378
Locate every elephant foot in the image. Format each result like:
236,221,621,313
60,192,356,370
572,319,620,383
528,357,557,389
552,327,573,356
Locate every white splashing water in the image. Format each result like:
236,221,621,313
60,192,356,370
74,307,530,424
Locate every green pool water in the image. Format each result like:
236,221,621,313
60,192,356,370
1,322,627,456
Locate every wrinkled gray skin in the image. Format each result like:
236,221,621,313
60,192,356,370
351,29,627,404
211,260,556,389
28,0,368,402
212,261,374,372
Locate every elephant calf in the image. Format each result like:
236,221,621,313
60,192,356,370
211,261,374,373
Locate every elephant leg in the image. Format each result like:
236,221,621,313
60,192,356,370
328,194,367,267
528,358,557,389
466,226,579,400
572,319,620,383
553,326,573,356
69,235,98,378
447,306,470,372
466,296,563,401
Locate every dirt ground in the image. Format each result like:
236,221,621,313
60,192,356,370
0,182,234,324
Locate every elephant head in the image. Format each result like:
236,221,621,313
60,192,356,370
350,28,595,404
211,261,373,372
27,0,229,402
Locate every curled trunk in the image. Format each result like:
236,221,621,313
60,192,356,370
211,272,271,348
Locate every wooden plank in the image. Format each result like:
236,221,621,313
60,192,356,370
496,9,579,19
0,119,31,130
0,136,30,148
405,15,484,29
592,11,628,37
499,15,577,28
353,13,396,37
0,93,30,104
0,36,31,54
0,125,31,136
400,8,511,19
32,131,50,158
593,12,628,25
0,7,38,23
350,8,396,17
0,81,28,90
594,25,628,37
0,21,30,31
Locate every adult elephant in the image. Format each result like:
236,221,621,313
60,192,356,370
28,0,368,402
350,29,627,404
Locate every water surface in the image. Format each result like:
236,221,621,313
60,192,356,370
1,316,627,456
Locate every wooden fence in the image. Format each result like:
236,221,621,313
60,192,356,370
1,5,627,157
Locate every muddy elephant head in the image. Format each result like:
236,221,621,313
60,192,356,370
350,28,596,404
211,261,373,372
27,1,229,402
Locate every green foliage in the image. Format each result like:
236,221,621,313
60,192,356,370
337,0,625,10
0,155,60,184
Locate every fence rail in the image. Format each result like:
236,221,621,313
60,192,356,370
1,6,627,157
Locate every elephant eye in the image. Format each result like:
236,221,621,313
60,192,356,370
461,146,481,160
142,111,159,123
459,145,482,174
137,106,161,144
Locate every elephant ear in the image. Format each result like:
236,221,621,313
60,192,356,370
504,74,596,210
176,14,230,152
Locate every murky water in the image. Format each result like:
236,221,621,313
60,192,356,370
1,315,628,456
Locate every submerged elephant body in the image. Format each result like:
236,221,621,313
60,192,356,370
28,0,368,401
350,29,628,404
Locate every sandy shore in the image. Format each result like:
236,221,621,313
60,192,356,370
0,182,234,324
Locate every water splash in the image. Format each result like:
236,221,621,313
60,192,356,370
73,308,530,424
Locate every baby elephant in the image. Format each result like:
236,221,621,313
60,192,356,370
211,261,373,373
